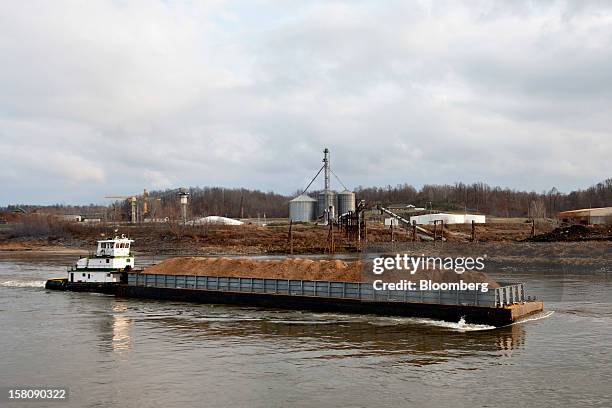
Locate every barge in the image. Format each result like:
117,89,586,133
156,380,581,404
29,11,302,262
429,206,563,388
46,237,544,327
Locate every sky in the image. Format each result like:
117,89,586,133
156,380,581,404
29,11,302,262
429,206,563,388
1,0,611,205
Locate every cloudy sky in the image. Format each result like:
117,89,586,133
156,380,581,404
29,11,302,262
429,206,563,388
1,0,611,205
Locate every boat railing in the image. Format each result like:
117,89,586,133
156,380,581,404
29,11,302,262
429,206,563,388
127,273,525,307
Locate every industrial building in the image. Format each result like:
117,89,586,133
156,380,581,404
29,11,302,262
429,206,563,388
557,207,612,225
60,214,82,222
191,216,244,226
289,148,356,222
409,213,486,225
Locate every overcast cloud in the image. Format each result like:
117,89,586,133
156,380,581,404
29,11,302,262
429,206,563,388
1,0,611,205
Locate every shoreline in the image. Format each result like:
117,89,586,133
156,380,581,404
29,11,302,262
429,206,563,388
2,240,610,270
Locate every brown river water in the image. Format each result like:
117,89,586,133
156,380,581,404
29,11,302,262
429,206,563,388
0,247,611,407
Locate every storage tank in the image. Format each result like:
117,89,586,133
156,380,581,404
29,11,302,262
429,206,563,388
289,194,317,222
317,190,337,219
337,190,356,216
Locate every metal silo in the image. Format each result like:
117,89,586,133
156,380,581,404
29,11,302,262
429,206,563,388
289,194,317,222
317,190,337,219
337,190,355,216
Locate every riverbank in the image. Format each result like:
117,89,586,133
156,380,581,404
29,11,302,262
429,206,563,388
2,221,610,256
0,241,87,254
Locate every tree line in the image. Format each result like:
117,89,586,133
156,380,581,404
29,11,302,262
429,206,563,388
354,178,612,218
3,178,611,220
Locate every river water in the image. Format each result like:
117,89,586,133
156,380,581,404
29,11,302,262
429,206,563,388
1,250,611,407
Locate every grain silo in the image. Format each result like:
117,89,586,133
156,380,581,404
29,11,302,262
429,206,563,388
289,194,317,222
337,189,356,216
317,190,337,219
290,148,350,222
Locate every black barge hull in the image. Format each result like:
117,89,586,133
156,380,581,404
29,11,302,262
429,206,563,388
115,284,542,327
46,277,543,327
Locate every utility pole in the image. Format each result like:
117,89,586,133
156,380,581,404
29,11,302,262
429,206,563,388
471,220,476,242
288,220,294,255
239,192,244,219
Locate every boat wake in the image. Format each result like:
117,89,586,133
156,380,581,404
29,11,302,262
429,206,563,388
510,310,555,325
369,316,496,331
1,280,46,288
413,316,496,332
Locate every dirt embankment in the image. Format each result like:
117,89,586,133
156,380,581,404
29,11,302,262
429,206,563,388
3,219,605,255
0,241,87,253
144,256,500,287
525,225,612,242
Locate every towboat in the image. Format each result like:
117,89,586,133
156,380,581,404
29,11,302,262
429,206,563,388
45,235,136,293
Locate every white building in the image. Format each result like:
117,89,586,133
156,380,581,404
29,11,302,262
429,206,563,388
558,207,612,225
409,213,486,225
464,214,487,224
61,214,82,222
384,218,400,226
191,216,244,226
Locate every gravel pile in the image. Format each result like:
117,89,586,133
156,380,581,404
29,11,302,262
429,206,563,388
144,256,500,287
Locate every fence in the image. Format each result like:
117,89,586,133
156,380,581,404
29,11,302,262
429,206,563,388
128,273,525,307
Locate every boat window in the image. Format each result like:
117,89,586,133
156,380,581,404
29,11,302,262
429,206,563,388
115,243,119,248
82,273,86,277
107,273,111,277
87,274,90,279
106,259,109,263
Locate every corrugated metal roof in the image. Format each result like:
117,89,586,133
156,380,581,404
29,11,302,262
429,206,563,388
558,207,612,216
